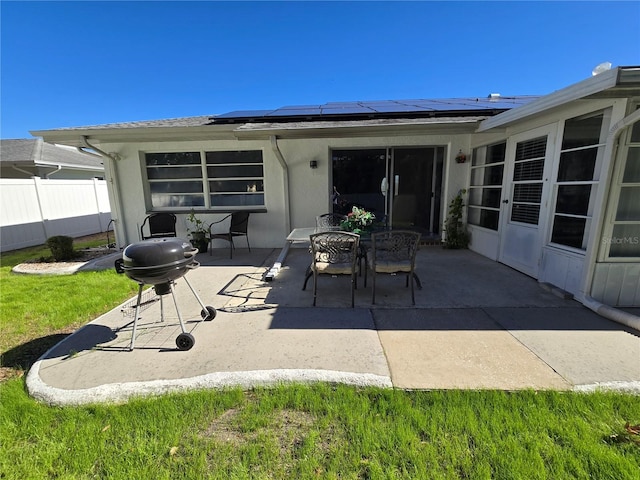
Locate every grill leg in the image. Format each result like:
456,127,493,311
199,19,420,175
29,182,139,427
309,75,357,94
129,284,144,351
182,276,207,311
159,294,165,322
169,282,188,334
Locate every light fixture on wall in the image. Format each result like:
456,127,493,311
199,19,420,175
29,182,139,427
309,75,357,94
309,160,318,169
455,150,467,164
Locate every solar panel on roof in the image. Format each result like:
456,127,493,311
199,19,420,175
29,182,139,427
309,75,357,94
210,96,540,123
360,100,401,106
321,108,373,115
323,102,363,107
322,105,376,114
368,104,433,113
266,108,323,116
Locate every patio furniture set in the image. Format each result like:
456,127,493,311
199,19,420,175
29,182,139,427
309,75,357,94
140,211,251,259
139,211,421,308
302,214,422,308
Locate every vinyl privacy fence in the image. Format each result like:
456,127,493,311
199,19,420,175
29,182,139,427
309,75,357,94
0,178,111,252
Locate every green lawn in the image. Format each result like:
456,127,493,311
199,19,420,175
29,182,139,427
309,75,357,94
1,239,639,479
1,382,639,479
0,238,138,373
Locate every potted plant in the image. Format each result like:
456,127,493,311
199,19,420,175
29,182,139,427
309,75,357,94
340,206,376,234
186,210,209,253
443,189,470,249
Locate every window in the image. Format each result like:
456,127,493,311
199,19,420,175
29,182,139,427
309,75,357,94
550,112,606,250
608,118,640,258
510,136,547,225
144,150,264,210
468,142,506,230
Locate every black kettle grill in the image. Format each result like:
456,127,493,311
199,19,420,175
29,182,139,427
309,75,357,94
115,237,216,351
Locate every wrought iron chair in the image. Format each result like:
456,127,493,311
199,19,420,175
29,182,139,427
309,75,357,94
140,213,177,240
303,231,360,307
316,213,347,229
208,212,251,258
365,230,421,305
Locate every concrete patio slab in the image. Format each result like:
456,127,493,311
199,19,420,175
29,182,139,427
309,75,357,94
24,245,640,405
374,308,571,390
486,307,640,388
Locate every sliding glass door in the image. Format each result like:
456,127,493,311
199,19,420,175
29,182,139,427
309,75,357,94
331,147,443,235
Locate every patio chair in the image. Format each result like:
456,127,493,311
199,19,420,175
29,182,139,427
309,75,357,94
316,213,347,229
140,213,177,240
365,230,421,305
304,231,360,307
208,211,251,258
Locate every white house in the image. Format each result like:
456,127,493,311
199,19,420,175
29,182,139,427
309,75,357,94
0,138,104,179
0,139,111,251
31,66,640,307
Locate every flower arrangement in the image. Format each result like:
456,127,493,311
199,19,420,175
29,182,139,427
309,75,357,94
340,206,375,234
455,150,467,163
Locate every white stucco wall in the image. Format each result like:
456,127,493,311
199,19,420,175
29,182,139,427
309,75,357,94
98,131,474,250
88,95,639,306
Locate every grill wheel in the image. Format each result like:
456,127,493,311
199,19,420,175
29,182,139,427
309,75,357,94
176,332,195,351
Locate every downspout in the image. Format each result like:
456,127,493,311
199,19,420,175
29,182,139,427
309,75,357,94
43,165,62,179
578,108,640,332
81,136,128,248
270,135,291,234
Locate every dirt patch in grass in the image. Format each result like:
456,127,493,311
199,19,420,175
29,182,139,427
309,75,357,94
203,408,317,447
202,408,246,445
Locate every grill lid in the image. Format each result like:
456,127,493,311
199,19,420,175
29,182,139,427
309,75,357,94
123,238,196,269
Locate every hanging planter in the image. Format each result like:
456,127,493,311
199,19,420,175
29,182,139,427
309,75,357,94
455,150,467,164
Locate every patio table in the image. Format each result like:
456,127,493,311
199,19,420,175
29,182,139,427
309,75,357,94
265,227,337,281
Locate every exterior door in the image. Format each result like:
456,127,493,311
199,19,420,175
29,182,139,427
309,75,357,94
331,147,443,235
331,149,387,220
498,126,555,277
389,147,444,235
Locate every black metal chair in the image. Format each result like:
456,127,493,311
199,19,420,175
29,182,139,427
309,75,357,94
365,230,421,305
140,213,177,240
208,212,251,258
303,231,360,308
316,213,347,229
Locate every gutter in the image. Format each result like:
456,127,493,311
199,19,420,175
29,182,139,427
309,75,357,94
578,107,640,332
81,136,128,247
478,67,622,132
270,135,291,234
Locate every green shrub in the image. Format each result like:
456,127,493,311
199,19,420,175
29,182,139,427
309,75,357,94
444,189,470,249
46,235,76,261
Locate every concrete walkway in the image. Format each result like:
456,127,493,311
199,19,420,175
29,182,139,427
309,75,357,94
25,246,640,405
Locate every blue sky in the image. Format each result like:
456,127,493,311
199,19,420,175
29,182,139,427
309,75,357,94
2,1,639,139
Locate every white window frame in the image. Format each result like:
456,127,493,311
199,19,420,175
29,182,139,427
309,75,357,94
603,113,640,261
547,109,611,253
142,149,265,212
468,141,506,232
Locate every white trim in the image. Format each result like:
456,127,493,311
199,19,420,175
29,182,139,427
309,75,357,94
478,68,625,132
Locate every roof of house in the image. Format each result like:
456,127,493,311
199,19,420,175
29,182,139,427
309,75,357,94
30,96,538,133
211,96,540,124
0,138,103,170
28,66,640,145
